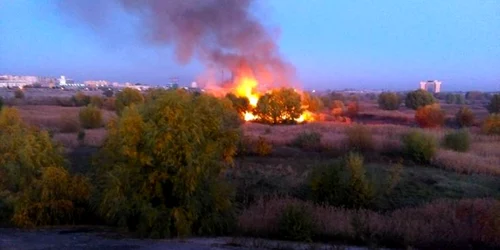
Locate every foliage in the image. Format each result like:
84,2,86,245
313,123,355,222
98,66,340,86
487,94,500,114
278,204,314,242
302,92,324,112
446,93,465,104
72,91,90,107
115,88,144,115
465,91,484,101
256,136,272,156
0,107,89,227
58,114,80,133
79,105,103,129
346,101,360,117
401,130,437,164
443,129,471,152
415,104,445,128
14,89,25,99
455,106,475,127
331,100,345,116
225,93,250,115
378,92,402,110
344,124,374,153
482,114,500,135
0,97,3,110
309,153,374,209
103,97,116,111
253,88,303,125
93,91,240,237
292,131,322,150
103,89,114,98
90,95,104,108
405,89,436,110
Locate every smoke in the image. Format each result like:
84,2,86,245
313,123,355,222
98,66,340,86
60,0,296,87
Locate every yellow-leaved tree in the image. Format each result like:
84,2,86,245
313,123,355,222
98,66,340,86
93,90,241,238
254,88,303,124
0,107,91,227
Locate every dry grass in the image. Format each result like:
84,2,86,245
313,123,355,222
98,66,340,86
432,149,500,176
239,197,500,248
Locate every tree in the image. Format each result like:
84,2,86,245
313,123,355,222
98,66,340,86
405,89,436,110
415,104,445,128
79,105,103,129
378,92,402,110
487,94,500,114
14,89,24,99
0,107,90,227
445,93,457,104
93,91,240,237
455,107,475,127
482,114,500,135
302,92,324,112
225,93,250,115
115,88,144,115
90,95,103,108
253,88,303,125
331,100,345,116
465,91,484,102
72,91,90,106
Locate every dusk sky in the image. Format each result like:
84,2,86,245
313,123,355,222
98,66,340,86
1,0,499,91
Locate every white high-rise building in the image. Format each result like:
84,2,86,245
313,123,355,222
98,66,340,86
419,80,442,93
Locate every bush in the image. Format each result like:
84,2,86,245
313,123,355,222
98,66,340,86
405,89,436,110
455,106,475,127
103,97,116,111
278,204,314,242
93,91,240,237
292,131,322,150
256,136,272,156
331,100,345,116
344,124,374,153
0,107,90,227
14,89,24,99
443,129,471,152
401,131,437,164
90,95,103,108
72,91,90,106
378,92,402,110
415,104,445,128
58,114,80,133
309,153,374,209
346,101,360,117
446,94,465,105
482,114,500,135
254,88,303,124
79,105,103,129
115,88,144,115
487,94,500,114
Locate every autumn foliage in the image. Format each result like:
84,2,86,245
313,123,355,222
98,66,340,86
415,104,445,128
254,88,303,124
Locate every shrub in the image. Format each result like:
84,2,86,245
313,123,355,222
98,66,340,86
115,88,144,115
79,105,103,129
256,136,272,156
378,92,402,110
14,89,24,99
344,124,374,153
443,129,471,152
93,91,240,237
401,131,437,164
455,106,475,127
254,88,303,124
405,89,436,110
331,100,345,116
225,93,250,115
445,93,464,104
103,97,116,111
90,95,103,108
292,131,322,150
415,104,445,128
482,114,500,135
58,114,80,133
346,101,360,117
278,204,314,242
72,91,90,106
487,94,500,114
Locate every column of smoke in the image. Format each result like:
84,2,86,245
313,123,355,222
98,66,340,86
60,0,296,92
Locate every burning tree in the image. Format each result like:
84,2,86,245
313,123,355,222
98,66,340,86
253,88,303,125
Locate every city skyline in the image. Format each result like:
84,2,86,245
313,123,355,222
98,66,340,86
1,0,499,91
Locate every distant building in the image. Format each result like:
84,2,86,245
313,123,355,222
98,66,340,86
0,75,38,88
420,80,442,93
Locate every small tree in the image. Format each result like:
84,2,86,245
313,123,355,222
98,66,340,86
455,107,475,127
401,131,437,164
482,114,500,135
415,104,445,128
378,92,402,110
90,95,104,108
79,105,103,129
302,92,324,112
225,93,250,115
115,88,144,115
254,88,303,125
14,89,24,99
446,93,457,104
72,91,90,106
443,129,471,152
405,89,436,110
344,124,374,153
487,94,500,114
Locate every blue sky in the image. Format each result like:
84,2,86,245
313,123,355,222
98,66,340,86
1,0,499,91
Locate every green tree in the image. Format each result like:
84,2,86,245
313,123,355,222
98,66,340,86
115,88,144,115
72,91,90,106
401,130,437,164
378,92,401,110
405,89,436,110
93,91,240,237
445,93,457,104
0,107,90,227
487,94,500,114
254,88,303,125
79,105,103,129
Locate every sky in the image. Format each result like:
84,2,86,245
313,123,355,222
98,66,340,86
0,0,499,91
